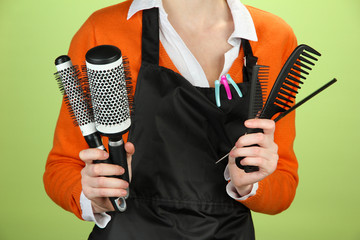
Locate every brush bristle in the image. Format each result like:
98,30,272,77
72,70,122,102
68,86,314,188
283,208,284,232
122,56,135,116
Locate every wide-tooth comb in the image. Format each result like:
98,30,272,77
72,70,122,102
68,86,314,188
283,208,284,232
260,45,321,119
236,65,269,172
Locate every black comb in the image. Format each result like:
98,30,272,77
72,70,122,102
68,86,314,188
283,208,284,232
260,45,321,119
236,65,269,172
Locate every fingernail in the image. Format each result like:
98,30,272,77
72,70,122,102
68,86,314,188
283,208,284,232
245,120,254,127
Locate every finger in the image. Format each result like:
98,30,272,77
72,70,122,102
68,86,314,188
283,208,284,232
87,163,125,177
245,119,276,136
83,187,128,200
79,148,109,164
125,142,135,156
87,176,129,189
235,132,265,148
230,146,271,160
238,157,263,169
124,142,134,181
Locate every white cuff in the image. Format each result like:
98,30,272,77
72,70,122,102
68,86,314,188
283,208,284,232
80,191,111,228
224,165,259,200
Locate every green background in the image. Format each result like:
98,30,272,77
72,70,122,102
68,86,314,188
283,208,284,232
0,0,359,239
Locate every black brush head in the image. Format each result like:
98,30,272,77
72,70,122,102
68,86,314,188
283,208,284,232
261,44,321,119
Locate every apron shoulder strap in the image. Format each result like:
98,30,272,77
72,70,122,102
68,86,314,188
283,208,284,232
241,39,258,82
141,8,160,65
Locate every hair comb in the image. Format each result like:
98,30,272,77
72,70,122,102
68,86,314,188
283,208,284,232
236,65,269,172
260,44,321,119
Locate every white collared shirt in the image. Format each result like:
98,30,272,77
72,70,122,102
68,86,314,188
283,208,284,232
128,0,257,87
81,0,259,228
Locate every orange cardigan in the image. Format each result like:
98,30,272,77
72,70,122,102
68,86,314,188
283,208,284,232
44,0,299,220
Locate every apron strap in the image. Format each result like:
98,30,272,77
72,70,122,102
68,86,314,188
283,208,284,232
141,8,160,65
241,39,258,82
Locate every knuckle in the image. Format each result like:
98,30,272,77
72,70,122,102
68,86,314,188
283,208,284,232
80,168,86,177
268,120,276,129
236,137,245,147
253,147,262,156
97,177,106,187
82,187,93,199
272,153,279,162
92,164,102,176
79,150,87,160
256,133,265,142
98,189,108,197
273,143,279,153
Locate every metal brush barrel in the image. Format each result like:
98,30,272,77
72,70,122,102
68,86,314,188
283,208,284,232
85,45,131,137
55,56,98,138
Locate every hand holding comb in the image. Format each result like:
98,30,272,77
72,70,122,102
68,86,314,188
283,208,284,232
235,65,269,172
217,44,337,167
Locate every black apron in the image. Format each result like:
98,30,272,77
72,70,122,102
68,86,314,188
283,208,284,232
89,8,259,240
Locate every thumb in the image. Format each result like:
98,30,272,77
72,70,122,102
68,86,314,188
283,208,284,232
124,142,135,181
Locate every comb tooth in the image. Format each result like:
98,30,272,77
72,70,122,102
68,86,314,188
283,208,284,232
280,89,296,99
277,93,294,104
295,60,312,70
248,65,269,119
284,80,301,89
301,51,318,61
304,46,321,56
287,75,304,84
289,70,306,79
292,65,309,75
275,99,291,109
298,56,315,66
281,84,298,94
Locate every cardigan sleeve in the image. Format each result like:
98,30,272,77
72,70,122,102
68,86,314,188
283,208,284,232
43,1,139,220
43,14,98,220
238,21,299,214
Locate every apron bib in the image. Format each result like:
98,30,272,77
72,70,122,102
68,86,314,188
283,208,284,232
89,8,259,240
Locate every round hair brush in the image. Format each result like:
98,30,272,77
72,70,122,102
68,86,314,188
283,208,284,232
54,55,127,212
85,45,132,210
54,55,103,147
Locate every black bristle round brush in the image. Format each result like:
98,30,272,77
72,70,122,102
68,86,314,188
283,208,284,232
54,55,127,212
85,45,132,211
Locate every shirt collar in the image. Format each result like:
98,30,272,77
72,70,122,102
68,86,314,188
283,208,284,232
127,0,257,42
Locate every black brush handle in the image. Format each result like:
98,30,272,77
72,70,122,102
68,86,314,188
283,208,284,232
235,128,262,172
108,138,130,183
85,133,126,211
103,138,129,212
